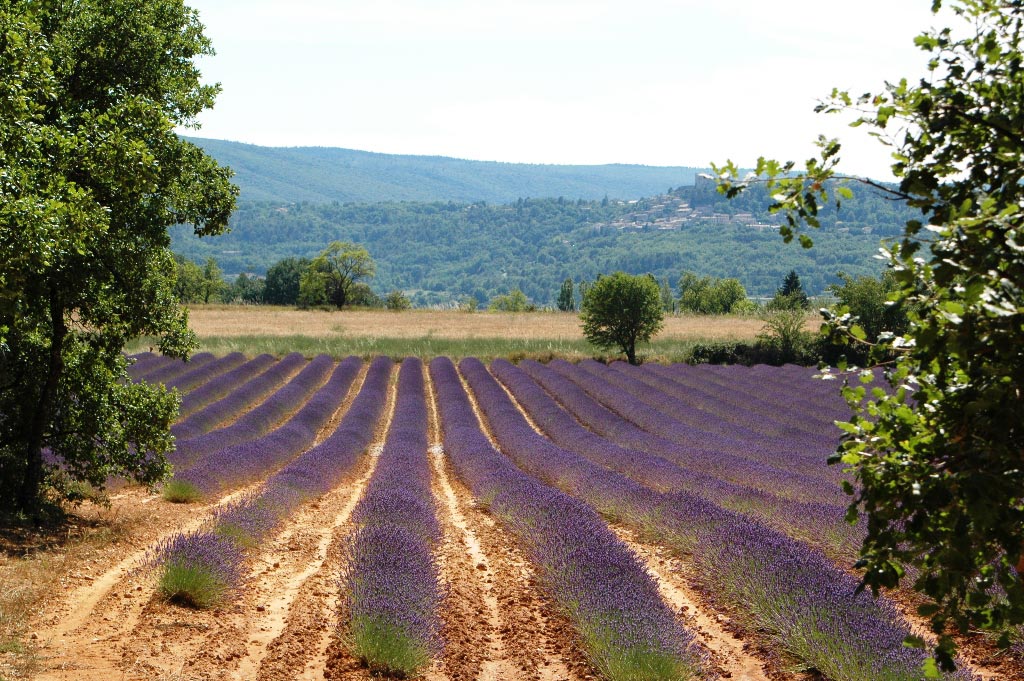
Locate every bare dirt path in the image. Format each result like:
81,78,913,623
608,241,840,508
488,362,776,680
609,524,771,681
30,483,262,680
28,359,376,681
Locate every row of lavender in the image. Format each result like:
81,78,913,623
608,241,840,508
151,357,391,608
430,357,708,681
468,358,973,681
342,358,443,675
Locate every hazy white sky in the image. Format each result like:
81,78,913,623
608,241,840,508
181,1,940,178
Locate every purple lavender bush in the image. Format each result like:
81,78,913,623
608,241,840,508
461,358,974,681
342,358,442,676
431,357,707,681
152,357,392,610
492,359,860,562
163,352,247,395
151,530,246,608
170,351,307,443
172,355,361,498
168,353,331,471
177,353,277,419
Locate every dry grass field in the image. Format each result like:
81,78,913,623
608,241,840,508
186,306,783,340
139,305,821,362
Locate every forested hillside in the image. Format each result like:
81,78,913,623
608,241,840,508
172,182,914,306
185,137,703,204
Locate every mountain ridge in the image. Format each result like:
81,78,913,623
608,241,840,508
184,136,706,204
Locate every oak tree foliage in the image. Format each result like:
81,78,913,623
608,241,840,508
580,272,664,365
715,0,1024,670
298,241,375,309
0,0,237,512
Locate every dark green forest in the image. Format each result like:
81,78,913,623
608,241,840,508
172,182,915,307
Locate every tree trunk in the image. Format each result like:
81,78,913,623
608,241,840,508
17,293,65,512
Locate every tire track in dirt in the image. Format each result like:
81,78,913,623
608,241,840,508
256,363,398,681
609,524,770,681
30,483,264,681
447,364,596,680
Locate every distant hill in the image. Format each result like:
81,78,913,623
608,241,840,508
172,184,912,306
184,137,705,204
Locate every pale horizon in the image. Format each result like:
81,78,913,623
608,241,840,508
181,1,943,180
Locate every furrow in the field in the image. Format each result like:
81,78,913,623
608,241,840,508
171,351,307,442
434,357,708,681
460,357,976,681
163,351,248,394
177,352,277,419
29,483,267,680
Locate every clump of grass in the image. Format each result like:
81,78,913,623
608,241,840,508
348,615,432,678
152,531,244,609
161,479,202,503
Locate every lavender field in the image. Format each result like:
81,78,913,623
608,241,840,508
35,352,997,681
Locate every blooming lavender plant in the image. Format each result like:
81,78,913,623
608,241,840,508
151,530,246,608
170,352,307,443
177,353,277,420
168,353,332,470
173,355,361,498
162,352,247,395
491,359,860,561
342,357,442,676
138,352,216,385
431,357,707,681
465,358,975,681
153,357,392,609
530,359,841,505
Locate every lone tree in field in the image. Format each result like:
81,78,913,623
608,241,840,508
716,0,1024,669
580,272,663,365
0,0,237,513
298,241,376,309
768,270,810,310
557,277,576,312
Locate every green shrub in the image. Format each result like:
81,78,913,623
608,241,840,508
161,479,202,503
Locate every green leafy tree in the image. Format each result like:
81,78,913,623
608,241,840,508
0,0,237,512
678,272,748,314
557,277,576,312
659,276,676,314
172,254,205,304
228,273,264,304
263,256,309,306
768,270,810,310
715,0,1024,669
200,257,225,304
580,272,664,365
298,241,375,309
489,288,532,312
384,289,412,311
